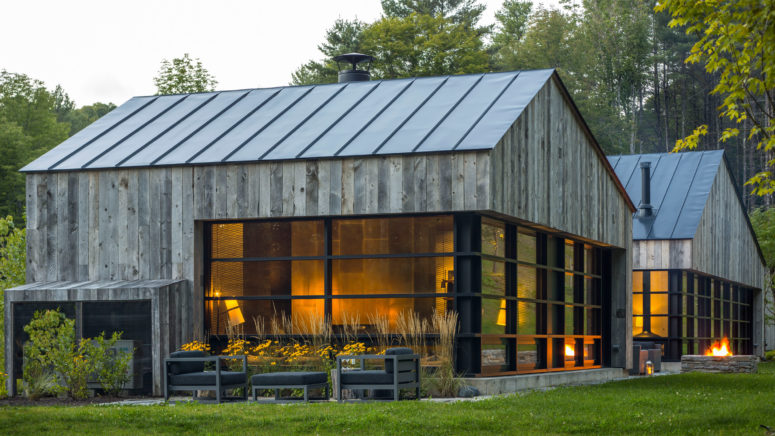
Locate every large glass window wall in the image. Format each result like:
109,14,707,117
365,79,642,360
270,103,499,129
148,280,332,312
205,216,454,336
479,218,603,375
632,270,754,359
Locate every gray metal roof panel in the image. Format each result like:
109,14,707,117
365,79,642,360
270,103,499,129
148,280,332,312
416,72,518,152
337,76,448,157
378,73,483,155
86,93,217,169
671,151,723,238
21,96,155,171
53,95,186,170
455,69,553,151
127,90,252,167
22,70,562,171
608,150,725,240
299,78,413,159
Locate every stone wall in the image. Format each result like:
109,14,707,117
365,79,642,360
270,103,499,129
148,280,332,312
680,355,758,373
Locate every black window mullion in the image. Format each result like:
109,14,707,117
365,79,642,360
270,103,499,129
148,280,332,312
324,218,332,323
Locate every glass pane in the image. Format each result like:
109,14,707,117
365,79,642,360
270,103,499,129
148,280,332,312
518,301,543,335
482,219,506,257
517,229,537,263
517,337,546,372
564,240,574,271
564,273,574,303
234,220,326,258
481,337,511,372
584,246,598,275
651,293,668,315
517,265,537,299
482,297,508,335
211,223,243,258
206,298,325,335
633,315,644,336
586,308,601,335
651,315,668,337
332,257,453,295
633,271,643,293
210,260,325,297
585,278,600,306
331,297,442,332
482,260,506,296
650,271,668,292
332,216,453,255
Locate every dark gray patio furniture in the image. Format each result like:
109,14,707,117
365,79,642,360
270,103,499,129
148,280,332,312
250,371,329,402
336,347,420,401
164,350,247,403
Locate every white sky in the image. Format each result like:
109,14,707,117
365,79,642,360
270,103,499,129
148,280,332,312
1,0,562,106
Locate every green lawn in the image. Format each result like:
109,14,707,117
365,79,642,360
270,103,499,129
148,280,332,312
1,362,774,435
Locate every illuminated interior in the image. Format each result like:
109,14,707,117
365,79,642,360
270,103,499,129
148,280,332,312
206,216,453,335
632,269,754,360
204,214,609,375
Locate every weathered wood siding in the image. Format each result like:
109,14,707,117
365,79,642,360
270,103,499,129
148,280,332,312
488,76,632,249
632,240,692,270
692,164,766,289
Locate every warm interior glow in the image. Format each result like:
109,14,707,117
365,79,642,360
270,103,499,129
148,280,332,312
565,345,575,357
705,337,732,356
496,299,507,326
224,299,245,325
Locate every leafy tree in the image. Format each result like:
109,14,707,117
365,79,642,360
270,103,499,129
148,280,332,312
0,71,71,218
291,19,367,85
749,207,775,327
381,0,488,33
362,12,490,79
490,0,533,64
656,0,775,195
153,53,218,95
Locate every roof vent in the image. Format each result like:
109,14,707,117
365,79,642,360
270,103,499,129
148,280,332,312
333,53,373,83
639,161,653,218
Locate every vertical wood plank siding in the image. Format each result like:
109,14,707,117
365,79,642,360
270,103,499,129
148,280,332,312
27,150,494,283
692,164,766,288
488,77,631,249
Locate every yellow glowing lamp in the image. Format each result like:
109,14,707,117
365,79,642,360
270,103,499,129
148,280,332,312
224,299,245,325
496,299,507,326
645,360,654,376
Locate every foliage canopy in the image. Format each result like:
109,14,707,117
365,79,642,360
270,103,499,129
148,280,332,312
153,53,218,95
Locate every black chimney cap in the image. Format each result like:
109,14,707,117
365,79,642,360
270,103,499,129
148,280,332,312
333,53,374,70
333,53,373,83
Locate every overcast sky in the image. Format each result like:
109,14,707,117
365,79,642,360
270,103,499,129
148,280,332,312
1,0,562,107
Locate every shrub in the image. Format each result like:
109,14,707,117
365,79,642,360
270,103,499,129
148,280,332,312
23,309,131,400
93,332,133,396
765,350,775,361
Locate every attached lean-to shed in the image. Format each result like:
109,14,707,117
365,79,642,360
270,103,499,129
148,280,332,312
608,150,768,360
7,68,635,396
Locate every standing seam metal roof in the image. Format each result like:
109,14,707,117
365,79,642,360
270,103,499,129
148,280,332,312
607,150,725,240
22,69,555,172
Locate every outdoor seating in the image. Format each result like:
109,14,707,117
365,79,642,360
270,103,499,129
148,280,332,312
250,371,329,402
164,350,247,403
336,347,420,401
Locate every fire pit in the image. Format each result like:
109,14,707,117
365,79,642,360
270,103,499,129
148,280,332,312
680,338,758,374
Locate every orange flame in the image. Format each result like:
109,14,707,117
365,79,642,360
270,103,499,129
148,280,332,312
565,345,575,357
705,338,732,356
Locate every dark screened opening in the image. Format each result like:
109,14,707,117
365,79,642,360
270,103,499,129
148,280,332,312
82,301,152,393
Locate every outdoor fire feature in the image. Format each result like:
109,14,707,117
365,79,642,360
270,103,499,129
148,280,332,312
680,339,758,373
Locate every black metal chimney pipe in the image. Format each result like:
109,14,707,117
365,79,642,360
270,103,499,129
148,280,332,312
639,162,653,217
333,53,373,83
